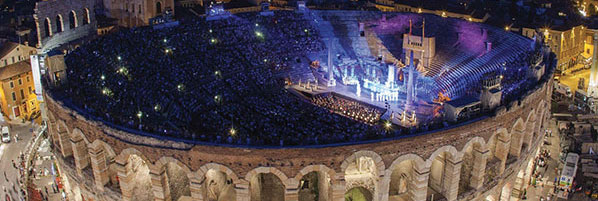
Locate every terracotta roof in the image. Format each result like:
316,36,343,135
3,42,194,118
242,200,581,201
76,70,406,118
0,60,31,80
0,41,19,58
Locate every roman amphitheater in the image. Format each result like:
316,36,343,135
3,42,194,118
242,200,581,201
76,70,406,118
42,10,555,201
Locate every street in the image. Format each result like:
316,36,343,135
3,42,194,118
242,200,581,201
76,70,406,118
559,66,590,93
0,121,36,201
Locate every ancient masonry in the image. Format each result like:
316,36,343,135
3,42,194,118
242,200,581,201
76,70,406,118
45,71,553,201
34,0,97,52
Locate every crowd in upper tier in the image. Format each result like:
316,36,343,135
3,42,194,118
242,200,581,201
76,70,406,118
59,11,390,146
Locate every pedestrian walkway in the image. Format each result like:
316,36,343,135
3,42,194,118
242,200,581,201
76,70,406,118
29,139,64,201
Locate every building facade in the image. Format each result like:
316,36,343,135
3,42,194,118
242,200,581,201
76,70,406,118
0,41,37,68
0,61,38,120
103,0,175,27
522,25,585,72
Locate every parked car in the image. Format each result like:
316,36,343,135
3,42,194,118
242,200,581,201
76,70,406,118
1,126,10,143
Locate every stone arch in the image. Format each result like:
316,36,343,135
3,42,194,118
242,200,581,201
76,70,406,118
69,10,77,29
56,120,72,157
295,165,336,201
44,17,52,37
458,137,488,195
156,1,162,15
524,109,537,151
509,118,526,158
88,139,118,190
387,154,426,201
345,186,373,201
115,148,153,201
246,167,287,201
55,14,63,33
425,145,461,201
194,163,239,201
342,151,384,198
47,112,59,147
82,8,90,25
70,128,91,174
152,157,192,201
485,128,510,183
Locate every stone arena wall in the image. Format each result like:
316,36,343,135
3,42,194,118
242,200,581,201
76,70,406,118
44,75,554,201
34,0,97,52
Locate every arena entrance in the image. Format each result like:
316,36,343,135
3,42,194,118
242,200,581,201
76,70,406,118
202,169,236,201
298,171,332,201
125,155,152,201
249,173,285,201
345,187,372,201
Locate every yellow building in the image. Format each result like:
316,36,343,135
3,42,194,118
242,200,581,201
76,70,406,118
0,60,39,120
522,25,585,72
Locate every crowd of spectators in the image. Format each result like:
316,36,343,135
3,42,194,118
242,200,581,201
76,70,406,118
58,11,388,146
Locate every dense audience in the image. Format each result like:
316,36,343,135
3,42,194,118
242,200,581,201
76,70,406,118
58,11,388,146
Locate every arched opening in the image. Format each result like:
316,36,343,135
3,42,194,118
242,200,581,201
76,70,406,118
202,169,236,201
44,18,52,37
83,8,90,25
156,1,162,15
344,155,378,198
55,15,63,33
298,171,332,201
163,162,191,201
345,187,373,201
389,160,416,201
125,155,152,201
427,151,458,201
69,10,77,29
458,141,486,195
249,173,285,201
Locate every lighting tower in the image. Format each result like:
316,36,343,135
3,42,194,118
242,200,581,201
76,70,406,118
327,39,336,87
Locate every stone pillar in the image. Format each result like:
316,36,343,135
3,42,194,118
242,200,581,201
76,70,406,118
150,166,171,201
442,158,462,201
71,137,89,175
58,130,73,157
470,149,488,190
89,146,109,191
235,183,250,201
116,162,133,201
188,174,204,201
378,175,391,201
408,166,429,201
495,138,509,174
330,177,346,201
509,130,524,157
284,188,299,201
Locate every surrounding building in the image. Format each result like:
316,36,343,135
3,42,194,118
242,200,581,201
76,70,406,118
0,60,39,120
0,41,37,68
103,0,175,27
521,25,585,72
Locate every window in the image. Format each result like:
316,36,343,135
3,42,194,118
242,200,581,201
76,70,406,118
139,5,142,13
11,92,15,101
11,57,15,63
18,79,22,85
28,86,32,94
132,4,135,13
9,81,14,88
26,76,29,82
20,89,24,99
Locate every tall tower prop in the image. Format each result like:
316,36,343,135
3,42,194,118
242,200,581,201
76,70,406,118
327,39,336,87
588,32,598,97
405,51,416,110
